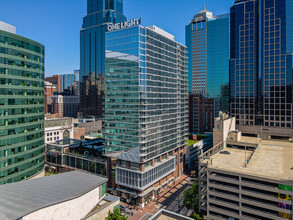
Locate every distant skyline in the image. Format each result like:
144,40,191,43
1,0,234,77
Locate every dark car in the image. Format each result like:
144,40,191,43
220,151,230,155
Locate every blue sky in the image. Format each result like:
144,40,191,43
1,0,234,77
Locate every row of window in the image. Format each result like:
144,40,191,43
0,34,43,54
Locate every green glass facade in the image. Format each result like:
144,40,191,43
0,29,45,185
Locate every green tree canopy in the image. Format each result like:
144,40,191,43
193,213,203,220
183,179,199,212
106,209,128,220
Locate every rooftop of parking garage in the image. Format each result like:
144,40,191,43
206,139,293,182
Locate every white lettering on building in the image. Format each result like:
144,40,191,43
107,18,141,32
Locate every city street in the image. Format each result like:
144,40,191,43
127,176,194,220
161,177,194,216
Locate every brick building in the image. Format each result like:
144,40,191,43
45,75,61,93
45,81,57,114
189,94,214,134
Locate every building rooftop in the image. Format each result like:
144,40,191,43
117,147,140,163
198,5,212,14
0,171,107,220
204,139,293,182
146,25,175,41
150,209,193,220
84,195,119,219
0,21,16,34
191,6,214,21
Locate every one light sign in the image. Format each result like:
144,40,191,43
107,18,141,32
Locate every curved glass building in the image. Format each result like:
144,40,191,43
0,21,45,185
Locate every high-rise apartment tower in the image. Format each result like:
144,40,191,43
104,22,188,206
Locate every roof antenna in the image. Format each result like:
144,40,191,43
204,0,207,10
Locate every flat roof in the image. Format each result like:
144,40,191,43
0,21,16,34
150,209,193,220
205,139,293,182
0,171,107,220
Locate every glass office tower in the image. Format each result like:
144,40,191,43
80,0,126,117
207,14,230,114
105,24,188,206
186,8,213,96
230,0,293,137
186,8,230,133
60,72,79,93
0,22,45,185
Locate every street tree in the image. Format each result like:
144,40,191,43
184,179,203,219
106,209,128,220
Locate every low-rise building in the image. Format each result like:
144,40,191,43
198,135,293,220
0,171,116,220
186,140,203,170
46,138,106,176
74,126,86,140
185,133,213,170
150,209,193,220
45,113,62,120
213,112,235,147
44,118,74,144
75,117,102,136
82,195,120,220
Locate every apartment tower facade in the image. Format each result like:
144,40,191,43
104,22,188,206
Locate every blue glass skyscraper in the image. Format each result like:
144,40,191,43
80,0,126,117
186,9,230,105
60,72,79,93
230,0,293,137
207,14,230,115
186,8,230,133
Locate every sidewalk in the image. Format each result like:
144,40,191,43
155,175,187,203
128,175,188,220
